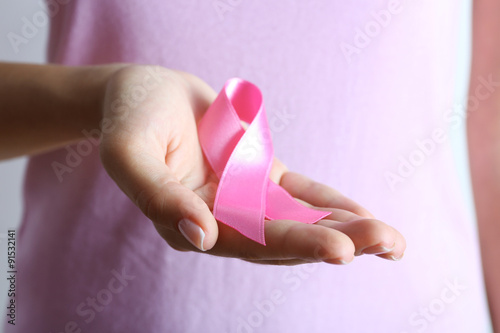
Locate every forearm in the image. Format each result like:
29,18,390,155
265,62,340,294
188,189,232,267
0,62,123,160
468,0,500,329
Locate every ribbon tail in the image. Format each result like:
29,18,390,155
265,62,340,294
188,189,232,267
265,181,331,222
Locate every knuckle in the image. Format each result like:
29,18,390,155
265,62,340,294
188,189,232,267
134,179,179,224
136,188,164,222
236,246,261,261
358,219,394,245
315,231,354,260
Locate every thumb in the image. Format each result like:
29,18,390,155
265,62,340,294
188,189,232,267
100,145,218,251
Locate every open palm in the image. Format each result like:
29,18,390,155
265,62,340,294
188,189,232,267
99,65,405,265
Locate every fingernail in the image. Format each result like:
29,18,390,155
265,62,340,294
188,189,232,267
327,258,352,265
178,218,206,251
362,245,393,255
389,253,404,261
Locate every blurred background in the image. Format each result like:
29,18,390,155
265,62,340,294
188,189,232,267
0,1,49,331
0,1,474,332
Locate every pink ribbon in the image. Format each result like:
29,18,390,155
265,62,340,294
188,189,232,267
198,78,330,245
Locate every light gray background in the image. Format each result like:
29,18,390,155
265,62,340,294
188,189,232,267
0,0,474,331
0,0,49,331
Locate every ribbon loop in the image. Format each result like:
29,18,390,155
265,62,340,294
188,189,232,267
198,78,330,245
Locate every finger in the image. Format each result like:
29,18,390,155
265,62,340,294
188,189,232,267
294,198,366,223
100,145,218,252
269,157,288,184
280,172,374,218
377,230,406,261
206,219,356,264
192,175,218,211
316,218,402,257
242,259,317,266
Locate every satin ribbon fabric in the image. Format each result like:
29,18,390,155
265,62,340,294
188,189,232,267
198,78,330,245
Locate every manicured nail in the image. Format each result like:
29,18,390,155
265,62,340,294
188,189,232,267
328,258,351,265
178,218,206,251
389,253,404,261
362,245,393,255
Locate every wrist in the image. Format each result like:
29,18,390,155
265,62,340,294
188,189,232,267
64,63,129,133
0,62,129,159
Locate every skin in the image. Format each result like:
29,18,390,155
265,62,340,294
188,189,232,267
0,63,405,265
467,0,500,329
5,3,500,328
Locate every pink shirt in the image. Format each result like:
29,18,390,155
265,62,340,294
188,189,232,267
7,0,492,332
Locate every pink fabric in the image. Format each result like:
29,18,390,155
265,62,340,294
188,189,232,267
6,1,492,332
199,78,330,244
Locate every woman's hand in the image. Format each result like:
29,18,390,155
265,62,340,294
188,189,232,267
99,65,406,265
